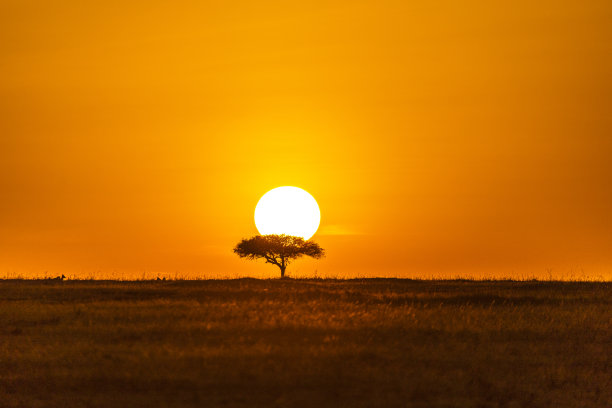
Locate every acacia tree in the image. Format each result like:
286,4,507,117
233,234,325,278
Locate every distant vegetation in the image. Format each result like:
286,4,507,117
234,234,324,278
1,279,610,407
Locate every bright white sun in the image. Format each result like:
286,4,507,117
254,186,321,240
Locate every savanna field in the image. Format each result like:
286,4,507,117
1,279,610,408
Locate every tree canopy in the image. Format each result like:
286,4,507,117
233,234,325,278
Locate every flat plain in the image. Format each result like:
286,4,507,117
1,279,610,408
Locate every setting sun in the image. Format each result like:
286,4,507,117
254,187,321,240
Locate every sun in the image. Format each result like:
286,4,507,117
254,186,321,240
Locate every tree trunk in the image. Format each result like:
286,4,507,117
280,266,286,279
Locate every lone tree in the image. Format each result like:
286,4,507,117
233,234,325,278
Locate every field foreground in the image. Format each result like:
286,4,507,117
1,279,610,407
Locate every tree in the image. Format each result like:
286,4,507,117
233,234,325,278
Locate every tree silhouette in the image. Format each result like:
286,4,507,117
233,234,325,278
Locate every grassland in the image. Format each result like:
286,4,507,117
0,279,610,407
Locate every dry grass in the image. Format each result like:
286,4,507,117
0,279,610,407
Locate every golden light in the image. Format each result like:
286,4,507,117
254,186,321,240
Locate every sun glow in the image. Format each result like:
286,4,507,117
254,187,321,240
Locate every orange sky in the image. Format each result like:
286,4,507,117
1,1,611,279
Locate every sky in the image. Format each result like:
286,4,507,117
1,0,611,279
